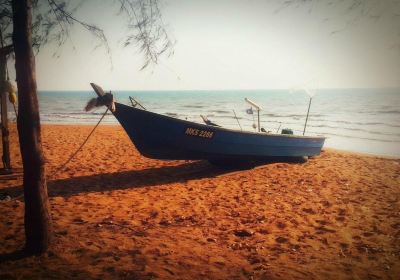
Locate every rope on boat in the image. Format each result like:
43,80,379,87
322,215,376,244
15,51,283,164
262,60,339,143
49,108,109,179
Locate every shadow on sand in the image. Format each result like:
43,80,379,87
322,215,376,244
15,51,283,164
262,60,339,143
0,249,100,279
47,160,228,197
0,249,28,264
0,157,307,199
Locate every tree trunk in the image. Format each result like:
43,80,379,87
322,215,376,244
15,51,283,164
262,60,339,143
12,0,52,254
0,52,12,171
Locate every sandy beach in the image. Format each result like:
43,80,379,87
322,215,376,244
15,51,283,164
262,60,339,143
0,124,399,279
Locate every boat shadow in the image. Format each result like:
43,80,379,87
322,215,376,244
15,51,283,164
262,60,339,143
47,161,227,198
0,157,307,199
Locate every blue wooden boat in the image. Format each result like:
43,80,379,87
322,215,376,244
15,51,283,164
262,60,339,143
90,83,325,162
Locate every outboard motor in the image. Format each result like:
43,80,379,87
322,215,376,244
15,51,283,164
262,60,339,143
281,128,293,135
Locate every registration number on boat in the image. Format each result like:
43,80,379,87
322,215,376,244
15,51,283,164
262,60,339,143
185,127,214,139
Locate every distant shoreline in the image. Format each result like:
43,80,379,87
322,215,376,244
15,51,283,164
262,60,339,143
4,122,399,159
36,87,400,92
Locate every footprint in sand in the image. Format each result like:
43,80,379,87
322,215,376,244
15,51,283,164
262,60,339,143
302,208,317,215
363,231,374,237
352,235,361,240
276,221,287,229
315,219,329,226
275,236,289,243
321,200,331,208
335,208,346,222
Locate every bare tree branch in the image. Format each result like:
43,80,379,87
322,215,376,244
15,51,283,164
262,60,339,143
1,0,176,69
118,0,175,70
0,44,13,55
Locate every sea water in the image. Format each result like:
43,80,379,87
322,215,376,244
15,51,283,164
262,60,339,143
7,88,400,157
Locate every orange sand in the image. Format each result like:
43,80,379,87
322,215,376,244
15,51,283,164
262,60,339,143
0,124,399,279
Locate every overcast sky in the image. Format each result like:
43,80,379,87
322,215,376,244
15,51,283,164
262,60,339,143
24,0,400,90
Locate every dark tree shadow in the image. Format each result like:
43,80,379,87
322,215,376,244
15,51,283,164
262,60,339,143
0,249,29,264
0,249,100,279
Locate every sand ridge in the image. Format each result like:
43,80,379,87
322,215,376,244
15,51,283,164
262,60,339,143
0,124,399,279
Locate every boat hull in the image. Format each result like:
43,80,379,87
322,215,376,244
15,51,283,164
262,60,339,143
112,103,325,161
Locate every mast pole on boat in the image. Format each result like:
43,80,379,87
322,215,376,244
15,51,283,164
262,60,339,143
303,97,312,135
232,110,242,131
245,98,262,132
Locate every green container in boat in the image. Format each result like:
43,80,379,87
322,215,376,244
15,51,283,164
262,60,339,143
281,128,293,135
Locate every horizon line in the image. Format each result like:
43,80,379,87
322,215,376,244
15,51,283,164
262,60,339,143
37,86,400,92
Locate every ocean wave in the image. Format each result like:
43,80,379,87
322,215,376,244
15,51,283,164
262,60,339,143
260,113,326,118
307,124,400,137
308,131,400,143
213,114,243,119
310,119,400,128
182,105,205,109
212,110,231,114
370,110,400,115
